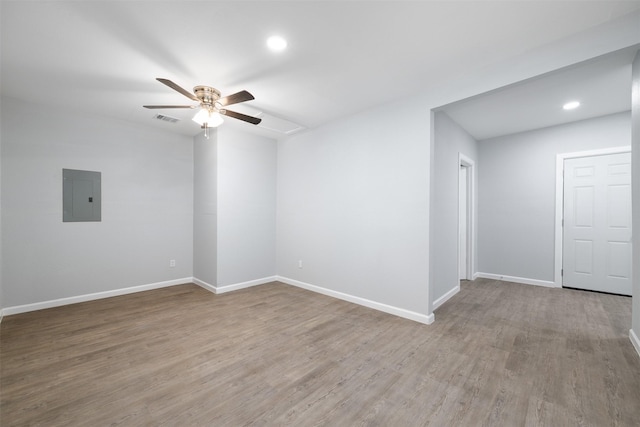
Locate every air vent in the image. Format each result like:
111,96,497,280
153,114,180,124
254,112,304,135
225,105,305,135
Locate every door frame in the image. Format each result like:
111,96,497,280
458,153,475,281
554,146,631,288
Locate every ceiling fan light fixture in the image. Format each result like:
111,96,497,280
192,109,224,127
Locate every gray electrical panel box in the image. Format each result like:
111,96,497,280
63,169,101,222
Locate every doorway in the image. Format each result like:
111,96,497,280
458,154,474,281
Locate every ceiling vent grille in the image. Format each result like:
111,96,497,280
153,114,180,124
254,112,304,135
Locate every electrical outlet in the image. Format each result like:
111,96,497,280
298,260,303,269
170,259,176,268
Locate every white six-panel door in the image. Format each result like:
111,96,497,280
563,152,632,295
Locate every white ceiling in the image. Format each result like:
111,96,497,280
2,1,640,139
439,46,638,140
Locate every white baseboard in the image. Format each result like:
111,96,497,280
0,308,3,324
2,278,192,316
432,285,460,310
192,277,217,294
193,276,277,294
276,276,434,325
475,272,558,288
216,276,278,294
630,329,640,360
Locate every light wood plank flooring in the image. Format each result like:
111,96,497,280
1,279,639,426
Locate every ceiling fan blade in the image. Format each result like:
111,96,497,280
143,105,196,109
218,90,255,106
156,78,199,102
220,109,262,125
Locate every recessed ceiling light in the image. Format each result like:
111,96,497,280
563,101,580,110
267,35,287,52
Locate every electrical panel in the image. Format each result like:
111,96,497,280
63,169,101,222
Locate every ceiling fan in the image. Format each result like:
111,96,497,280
144,78,261,137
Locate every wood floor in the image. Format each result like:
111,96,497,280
1,279,639,426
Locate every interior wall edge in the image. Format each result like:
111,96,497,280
432,285,460,311
193,277,216,294
193,275,278,295
630,44,640,359
276,276,434,325
215,276,278,294
430,111,479,310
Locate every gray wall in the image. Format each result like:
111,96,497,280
1,11,637,322
192,127,277,289
216,128,277,286
478,112,631,283
1,97,194,307
431,112,478,305
632,51,640,341
277,99,431,315
193,131,217,286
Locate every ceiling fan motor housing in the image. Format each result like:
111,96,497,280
194,86,221,110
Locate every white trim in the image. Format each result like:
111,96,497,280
428,108,436,317
458,153,476,281
432,285,460,310
277,276,434,325
2,278,192,316
192,277,217,294
554,146,631,287
0,309,3,324
476,272,557,288
193,276,277,294
630,329,640,360
215,276,278,294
